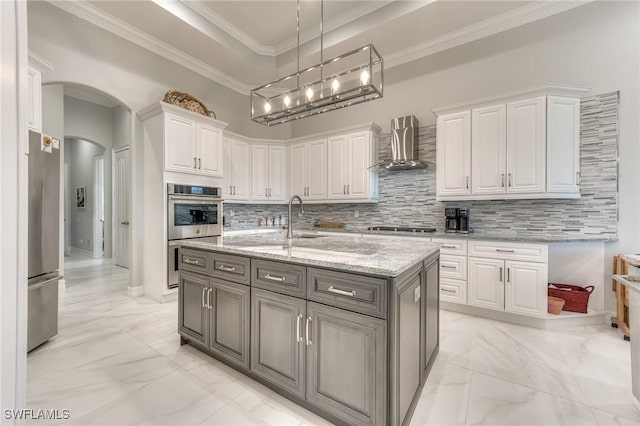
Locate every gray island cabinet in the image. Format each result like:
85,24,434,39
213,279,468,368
177,234,440,426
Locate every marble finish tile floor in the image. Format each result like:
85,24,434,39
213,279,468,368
27,254,640,425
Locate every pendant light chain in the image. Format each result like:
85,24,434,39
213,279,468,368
296,0,300,106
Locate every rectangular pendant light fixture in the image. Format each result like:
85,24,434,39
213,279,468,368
250,1,383,126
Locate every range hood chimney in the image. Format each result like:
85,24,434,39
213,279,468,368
383,115,426,170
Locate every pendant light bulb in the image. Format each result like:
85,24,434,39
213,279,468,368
264,101,271,113
284,95,291,108
331,78,340,95
306,87,314,101
360,69,370,85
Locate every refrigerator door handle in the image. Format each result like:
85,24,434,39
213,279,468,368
28,275,62,290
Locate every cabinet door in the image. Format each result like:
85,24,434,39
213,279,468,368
468,257,504,311
222,138,234,198
289,143,308,198
436,111,471,197
547,96,580,193
268,145,287,201
251,144,269,201
232,140,251,201
165,113,197,173
178,271,208,347
198,123,223,177
504,261,547,317
327,135,348,199
27,66,42,132
347,132,370,199
506,97,546,194
307,139,327,200
251,288,306,398
209,279,250,369
423,257,439,379
472,105,507,195
306,302,386,426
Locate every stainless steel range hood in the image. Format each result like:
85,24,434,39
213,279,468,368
382,115,427,170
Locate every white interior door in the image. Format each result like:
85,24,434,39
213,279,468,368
113,148,130,268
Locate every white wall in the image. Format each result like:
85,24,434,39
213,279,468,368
26,0,291,140
66,138,105,254
291,1,640,312
64,96,114,258
112,104,131,148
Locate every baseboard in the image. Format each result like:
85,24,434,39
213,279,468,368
160,290,177,303
127,286,144,297
70,246,93,257
633,396,640,411
441,301,608,329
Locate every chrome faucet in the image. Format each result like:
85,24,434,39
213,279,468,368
286,195,304,239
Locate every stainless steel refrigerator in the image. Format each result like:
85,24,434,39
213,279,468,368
28,129,62,352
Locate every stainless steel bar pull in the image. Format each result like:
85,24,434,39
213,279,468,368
441,288,456,293
208,288,213,310
499,267,503,282
264,273,286,282
441,265,456,269
305,317,312,346
217,265,236,272
202,287,207,308
183,258,200,265
296,314,303,343
496,249,515,253
327,286,357,297
501,174,505,187
198,158,201,169
194,157,197,169
507,268,511,283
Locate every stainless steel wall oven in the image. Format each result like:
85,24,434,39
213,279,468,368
167,183,222,288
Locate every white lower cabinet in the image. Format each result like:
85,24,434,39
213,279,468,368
433,238,468,305
443,239,548,318
504,260,547,317
468,257,505,311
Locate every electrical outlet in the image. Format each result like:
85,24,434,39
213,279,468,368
354,210,359,218
229,209,234,217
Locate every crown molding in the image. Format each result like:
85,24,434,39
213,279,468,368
385,0,593,69
48,0,253,95
28,51,54,72
432,84,591,116
181,1,276,57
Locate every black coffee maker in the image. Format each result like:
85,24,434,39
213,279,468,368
444,208,459,233
444,208,471,233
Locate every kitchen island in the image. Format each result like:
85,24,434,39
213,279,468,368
176,233,440,426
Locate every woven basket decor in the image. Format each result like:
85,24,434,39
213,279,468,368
163,90,216,118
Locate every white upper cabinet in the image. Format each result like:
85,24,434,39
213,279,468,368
223,138,250,201
434,86,587,201
472,105,506,195
547,96,581,193
141,102,227,178
436,111,471,197
27,66,42,132
165,113,198,173
289,139,327,200
327,130,377,202
506,97,546,194
197,123,223,177
251,144,287,202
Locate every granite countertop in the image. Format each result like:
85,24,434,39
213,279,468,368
176,232,440,277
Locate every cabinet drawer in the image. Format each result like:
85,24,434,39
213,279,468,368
468,241,547,262
211,253,251,285
439,255,467,280
440,278,467,304
432,238,467,255
179,248,212,274
307,268,387,319
252,259,306,298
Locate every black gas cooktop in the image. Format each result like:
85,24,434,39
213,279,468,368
367,226,437,233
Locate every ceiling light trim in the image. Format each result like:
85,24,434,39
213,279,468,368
385,0,593,69
181,1,276,57
273,0,395,56
48,0,253,95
